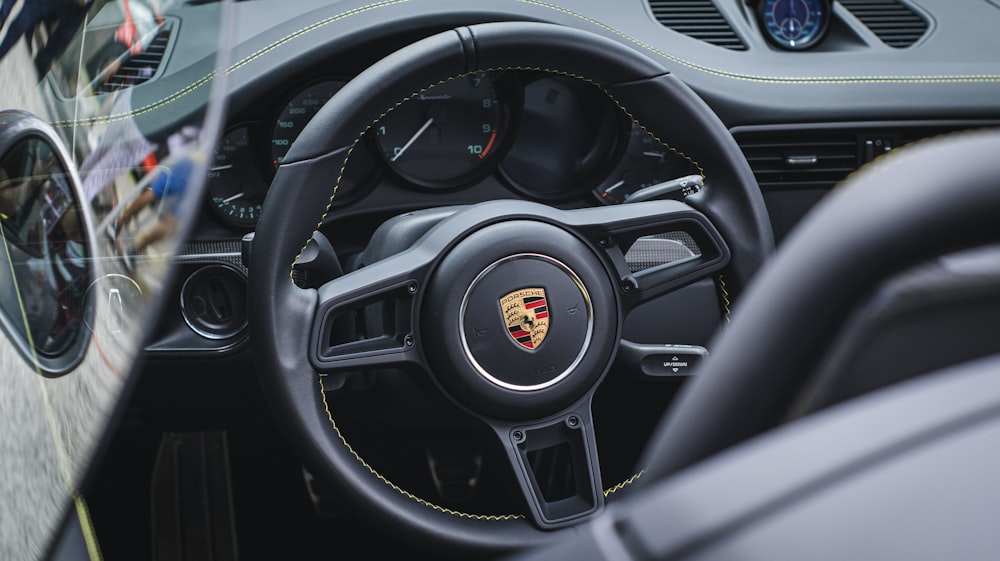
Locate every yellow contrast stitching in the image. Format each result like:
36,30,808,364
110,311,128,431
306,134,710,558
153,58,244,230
52,0,409,128
605,471,644,497
517,0,1000,85
74,495,105,561
305,71,702,518
318,376,525,520
718,274,731,323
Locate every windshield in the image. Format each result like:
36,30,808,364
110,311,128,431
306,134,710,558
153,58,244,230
0,1,229,558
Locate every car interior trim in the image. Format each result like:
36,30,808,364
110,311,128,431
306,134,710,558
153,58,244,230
518,0,1000,84
638,128,1000,485
50,0,1000,134
49,0,410,130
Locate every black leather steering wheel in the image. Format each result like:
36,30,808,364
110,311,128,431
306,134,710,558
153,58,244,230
249,21,772,557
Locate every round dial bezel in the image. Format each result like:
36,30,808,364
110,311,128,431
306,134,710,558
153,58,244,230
371,71,520,191
206,122,270,229
757,0,832,51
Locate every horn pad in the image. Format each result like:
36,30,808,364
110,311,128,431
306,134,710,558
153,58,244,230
422,220,620,420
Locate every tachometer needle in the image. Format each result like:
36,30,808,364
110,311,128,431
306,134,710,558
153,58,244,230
391,117,434,162
223,192,245,204
211,164,234,172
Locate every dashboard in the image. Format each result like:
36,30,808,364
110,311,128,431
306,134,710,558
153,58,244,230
126,0,1000,359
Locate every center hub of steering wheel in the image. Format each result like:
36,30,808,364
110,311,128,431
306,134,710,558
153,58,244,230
459,253,594,391
423,219,619,420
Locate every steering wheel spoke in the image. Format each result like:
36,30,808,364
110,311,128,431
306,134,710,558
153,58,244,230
487,405,604,529
561,200,731,315
309,253,430,374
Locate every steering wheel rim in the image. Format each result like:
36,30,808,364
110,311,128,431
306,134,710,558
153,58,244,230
248,21,772,556
638,129,1000,486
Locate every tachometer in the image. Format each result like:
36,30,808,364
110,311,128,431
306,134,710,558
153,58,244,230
757,0,831,50
374,72,509,188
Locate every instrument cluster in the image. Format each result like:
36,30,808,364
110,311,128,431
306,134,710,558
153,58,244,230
205,70,699,230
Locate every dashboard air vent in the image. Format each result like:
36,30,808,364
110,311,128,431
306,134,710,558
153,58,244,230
648,0,747,51
97,24,172,93
735,131,859,192
838,0,928,48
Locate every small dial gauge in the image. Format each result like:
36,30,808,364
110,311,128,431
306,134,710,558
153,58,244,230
271,79,346,168
758,0,830,50
593,123,700,205
374,72,507,188
207,125,269,228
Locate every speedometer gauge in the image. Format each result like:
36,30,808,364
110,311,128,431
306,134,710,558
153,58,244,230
757,0,831,50
272,78,378,207
374,72,510,188
272,79,346,167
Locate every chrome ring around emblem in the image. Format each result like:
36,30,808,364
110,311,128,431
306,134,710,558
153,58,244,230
459,253,594,392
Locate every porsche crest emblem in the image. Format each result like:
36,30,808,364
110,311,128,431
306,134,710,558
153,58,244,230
499,288,550,350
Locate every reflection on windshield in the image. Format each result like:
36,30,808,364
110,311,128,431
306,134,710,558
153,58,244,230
0,135,90,360
0,0,226,558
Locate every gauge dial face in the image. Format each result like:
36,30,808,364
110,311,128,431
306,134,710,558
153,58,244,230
760,0,829,50
207,125,269,228
272,79,377,207
593,123,699,205
374,72,505,187
271,80,346,168
500,75,621,200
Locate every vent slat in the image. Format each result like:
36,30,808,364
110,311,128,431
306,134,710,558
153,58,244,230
648,0,746,51
737,125,987,196
839,0,928,48
96,25,171,93
736,132,860,191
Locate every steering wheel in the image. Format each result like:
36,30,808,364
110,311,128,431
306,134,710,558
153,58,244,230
248,21,772,557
